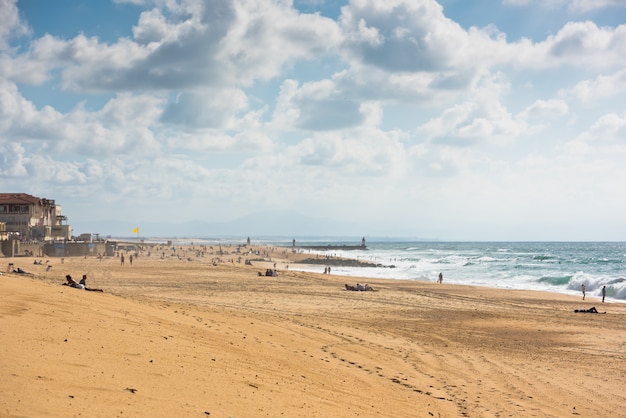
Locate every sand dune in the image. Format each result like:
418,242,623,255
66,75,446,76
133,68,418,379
1,245,625,417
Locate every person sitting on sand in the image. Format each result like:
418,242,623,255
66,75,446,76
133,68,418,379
80,274,103,292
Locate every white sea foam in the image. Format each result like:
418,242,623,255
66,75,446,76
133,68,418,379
289,241,626,302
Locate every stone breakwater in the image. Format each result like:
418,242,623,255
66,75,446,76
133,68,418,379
293,244,367,251
294,257,390,268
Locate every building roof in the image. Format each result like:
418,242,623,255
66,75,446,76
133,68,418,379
0,193,48,205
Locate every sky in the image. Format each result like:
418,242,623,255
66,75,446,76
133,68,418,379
1,0,626,240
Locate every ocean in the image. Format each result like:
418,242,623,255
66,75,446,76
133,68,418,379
130,237,626,303
284,241,626,303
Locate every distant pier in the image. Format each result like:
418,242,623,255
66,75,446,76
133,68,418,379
295,244,366,251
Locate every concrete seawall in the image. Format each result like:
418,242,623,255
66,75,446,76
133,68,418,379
1,241,114,257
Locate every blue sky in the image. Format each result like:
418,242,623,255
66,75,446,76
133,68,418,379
2,0,626,240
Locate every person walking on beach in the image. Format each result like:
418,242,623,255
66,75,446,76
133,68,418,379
121,254,125,266
438,272,443,284
581,283,586,300
602,285,606,303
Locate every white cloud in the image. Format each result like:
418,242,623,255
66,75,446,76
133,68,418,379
289,128,407,176
0,142,28,176
532,22,626,69
268,0,519,130
417,101,516,145
0,0,29,49
161,88,250,129
502,0,626,12
560,68,626,102
132,8,185,45
17,0,340,92
0,79,164,156
218,0,341,85
502,0,533,5
569,0,626,12
417,73,525,145
0,79,67,141
58,94,164,155
340,0,489,73
113,0,148,5
0,34,81,85
30,155,89,184
519,99,569,120
578,112,626,143
271,78,366,131
165,129,273,153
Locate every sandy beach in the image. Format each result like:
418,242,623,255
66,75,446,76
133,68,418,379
1,244,625,417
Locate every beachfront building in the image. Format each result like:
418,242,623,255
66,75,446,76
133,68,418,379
0,193,71,240
0,222,7,241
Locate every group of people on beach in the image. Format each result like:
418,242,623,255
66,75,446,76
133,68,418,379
581,284,607,303
63,274,103,292
345,283,374,291
120,254,134,266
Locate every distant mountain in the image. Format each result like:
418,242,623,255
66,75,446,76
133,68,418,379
70,211,366,239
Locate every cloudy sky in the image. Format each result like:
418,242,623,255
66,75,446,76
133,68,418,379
1,0,626,240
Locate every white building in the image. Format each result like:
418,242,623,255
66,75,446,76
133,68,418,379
0,193,71,240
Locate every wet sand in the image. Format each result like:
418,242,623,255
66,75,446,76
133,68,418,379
1,245,625,417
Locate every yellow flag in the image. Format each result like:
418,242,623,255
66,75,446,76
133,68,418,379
132,227,139,234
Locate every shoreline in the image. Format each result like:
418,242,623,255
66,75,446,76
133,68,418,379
282,242,626,304
2,246,625,416
5,240,621,304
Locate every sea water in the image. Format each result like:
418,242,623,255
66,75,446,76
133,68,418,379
288,241,626,303
129,237,626,302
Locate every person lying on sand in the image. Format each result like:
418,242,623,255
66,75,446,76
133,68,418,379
13,267,31,275
345,283,375,291
574,307,605,314
63,274,103,292
64,274,83,289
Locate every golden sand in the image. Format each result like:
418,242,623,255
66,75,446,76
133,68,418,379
1,244,625,417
